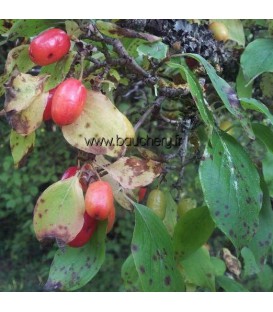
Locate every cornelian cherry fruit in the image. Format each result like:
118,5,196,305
43,87,57,121
61,166,78,180
51,78,87,126
68,212,97,248
138,187,147,202
107,205,116,233
85,181,114,220
29,28,71,66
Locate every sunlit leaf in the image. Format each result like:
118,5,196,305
62,91,135,157
104,157,162,189
4,72,48,135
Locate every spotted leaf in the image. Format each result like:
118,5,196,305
131,203,185,292
62,91,135,157
45,221,106,291
4,72,48,135
10,129,35,168
121,254,142,292
199,130,262,250
104,157,162,189
33,176,85,244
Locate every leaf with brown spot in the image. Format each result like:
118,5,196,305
132,203,185,291
104,157,162,189
45,221,107,291
137,147,164,162
199,130,262,250
121,254,142,291
10,129,35,168
4,72,48,135
5,45,35,75
102,174,136,210
62,91,135,157
33,177,85,244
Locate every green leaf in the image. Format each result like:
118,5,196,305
263,151,273,197
131,203,185,292
211,257,226,276
122,38,147,58
45,221,106,291
167,61,214,127
181,247,215,291
236,68,252,98
7,19,59,39
257,264,273,291
10,130,35,168
183,65,214,126
260,73,273,98
121,254,142,292
199,130,262,250
137,42,168,60
216,275,248,292
248,176,273,267
240,98,273,126
241,247,260,277
173,206,215,260
252,123,273,153
185,53,254,139
211,19,245,46
241,39,273,83
33,176,85,244
65,20,82,38
162,192,177,236
40,51,76,92
5,45,34,75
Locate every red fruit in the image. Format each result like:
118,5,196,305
43,87,57,121
138,187,147,202
51,78,87,126
107,205,116,233
61,166,78,180
85,181,114,220
68,212,97,248
29,28,71,66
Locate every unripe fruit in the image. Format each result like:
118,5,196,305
61,166,78,180
29,28,71,66
146,189,166,220
177,198,197,217
107,205,116,233
51,78,87,126
209,22,229,42
85,181,114,220
138,187,147,202
43,87,57,121
68,212,97,248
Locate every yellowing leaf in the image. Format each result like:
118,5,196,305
33,177,85,244
4,72,48,135
104,157,162,189
62,90,135,157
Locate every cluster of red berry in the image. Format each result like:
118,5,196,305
29,28,86,126
60,166,115,248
